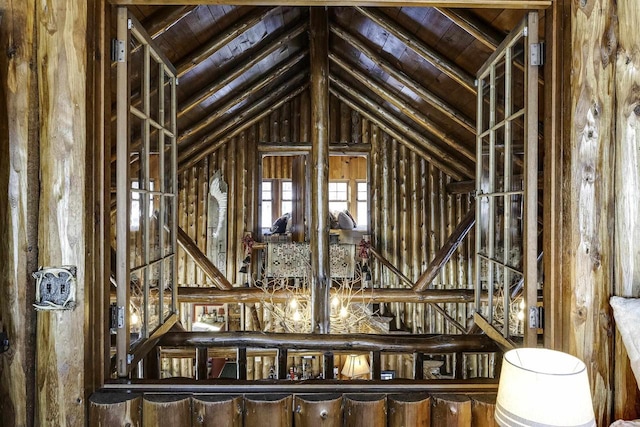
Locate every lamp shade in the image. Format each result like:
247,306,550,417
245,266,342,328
495,348,595,427
341,354,370,378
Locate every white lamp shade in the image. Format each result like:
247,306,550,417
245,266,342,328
495,348,596,427
341,354,370,378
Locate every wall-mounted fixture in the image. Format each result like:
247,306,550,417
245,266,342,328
33,266,77,311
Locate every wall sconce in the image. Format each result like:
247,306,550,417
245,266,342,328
495,348,595,427
341,354,370,379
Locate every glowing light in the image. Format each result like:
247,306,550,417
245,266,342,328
517,310,524,321
340,306,348,318
290,298,298,309
131,312,140,325
331,296,340,308
292,310,301,322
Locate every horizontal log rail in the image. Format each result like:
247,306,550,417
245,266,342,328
177,286,481,304
159,331,500,353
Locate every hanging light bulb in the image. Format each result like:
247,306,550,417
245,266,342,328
290,298,298,310
292,310,301,322
331,295,340,308
340,306,348,318
517,310,525,321
131,312,140,325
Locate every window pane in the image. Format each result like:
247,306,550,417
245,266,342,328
281,201,292,215
262,201,272,228
357,201,368,227
357,182,368,201
329,182,348,201
282,181,292,201
329,201,348,212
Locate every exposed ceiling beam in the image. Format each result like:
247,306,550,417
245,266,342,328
178,19,308,118
179,49,308,144
175,6,275,78
143,6,198,40
179,82,309,172
330,74,474,179
329,86,467,180
330,23,475,134
330,51,475,163
434,7,503,50
179,70,307,165
355,6,476,94
112,1,551,10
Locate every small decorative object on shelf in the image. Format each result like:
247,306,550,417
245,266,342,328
32,266,77,311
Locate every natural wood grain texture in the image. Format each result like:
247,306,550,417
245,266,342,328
613,0,640,419
473,312,515,352
142,395,191,427
470,394,497,427
388,393,431,427
35,0,87,425
567,0,616,424
431,394,472,427
294,394,342,427
344,394,386,427
0,2,38,427
114,0,551,7
192,395,243,427
89,393,142,427
244,394,293,427
310,7,331,335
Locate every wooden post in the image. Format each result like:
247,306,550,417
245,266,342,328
309,6,330,334
613,0,640,419
470,394,497,427
89,393,142,427
244,394,293,427
0,1,39,425
567,0,615,424
34,0,88,424
431,395,472,427
238,347,247,380
388,393,431,427
294,394,342,427
278,348,288,379
142,395,191,427
192,395,243,427
371,351,382,380
195,347,208,380
324,351,334,379
344,394,386,427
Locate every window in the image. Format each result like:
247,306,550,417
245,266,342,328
261,181,273,228
281,180,292,215
328,181,348,213
356,181,368,228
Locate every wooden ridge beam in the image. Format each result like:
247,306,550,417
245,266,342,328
329,75,474,178
179,49,307,145
434,8,502,50
179,83,309,172
178,19,308,118
111,1,552,9
330,51,475,162
177,227,233,290
330,23,475,134
329,87,466,180
177,286,479,304
257,142,372,153
355,6,476,93
159,331,500,353
414,205,475,291
178,71,307,166
175,7,275,78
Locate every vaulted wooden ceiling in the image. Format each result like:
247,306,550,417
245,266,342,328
121,5,541,180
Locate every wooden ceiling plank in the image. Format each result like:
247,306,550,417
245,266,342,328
179,70,307,164
177,19,307,118
179,48,308,144
330,51,476,163
112,1,551,9
144,6,199,40
176,6,275,78
179,83,309,172
330,23,475,134
355,6,476,93
329,83,471,180
434,7,503,50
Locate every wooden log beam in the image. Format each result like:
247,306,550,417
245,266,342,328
434,8,502,50
330,52,475,162
414,205,475,291
310,7,331,335
257,142,372,153
178,71,307,165
127,314,180,373
177,227,233,290
177,286,480,304
344,395,386,427
329,77,474,178
89,393,142,426
330,23,475,134
431,395,472,425
329,88,466,181
112,0,552,9
179,83,309,172
369,247,413,288
175,7,274,77
179,49,307,144
142,395,191,426
355,7,476,94
35,0,87,424
144,6,198,42
473,312,516,353
177,20,307,118
159,331,500,353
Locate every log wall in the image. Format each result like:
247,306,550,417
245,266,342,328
89,391,496,427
